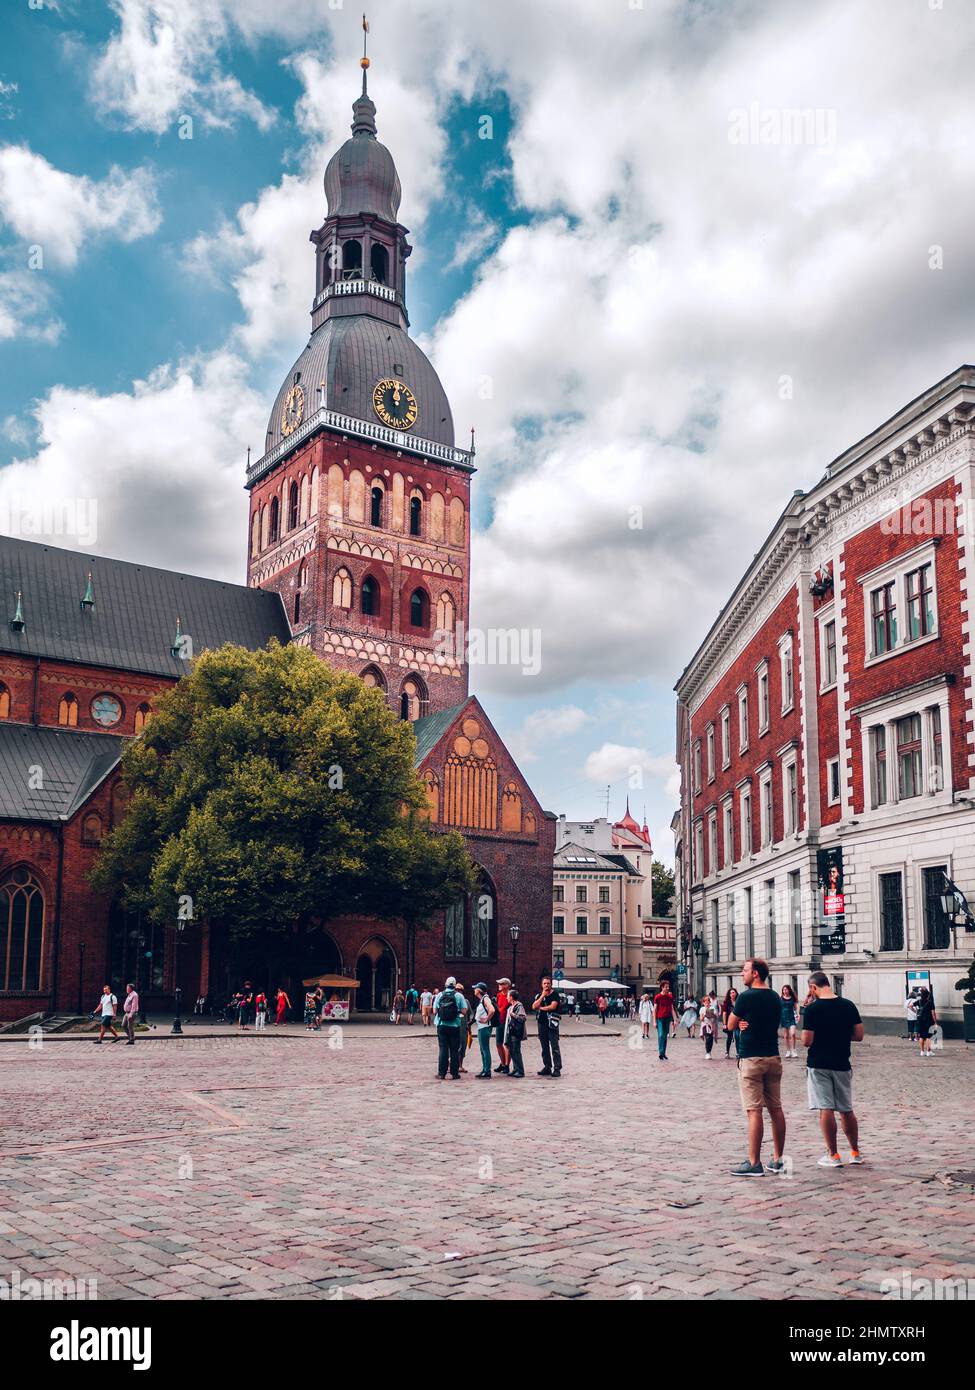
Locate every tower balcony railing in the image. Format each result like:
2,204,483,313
314,277,399,310
247,406,475,486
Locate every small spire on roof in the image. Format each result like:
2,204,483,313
9,590,24,633
170,615,183,659
80,572,95,611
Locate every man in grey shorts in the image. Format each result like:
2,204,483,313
801,971,865,1168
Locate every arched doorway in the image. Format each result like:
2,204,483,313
356,938,396,1012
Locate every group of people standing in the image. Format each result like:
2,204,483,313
430,975,564,1080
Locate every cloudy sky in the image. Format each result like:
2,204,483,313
1,0,973,863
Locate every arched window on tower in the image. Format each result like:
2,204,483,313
342,239,362,278
370,243,389,284
0,682,9,719
332,567,352,609
293,592,301,625
400,675,427,722
288,481,299,532
269,497,279,544
370,485,384,528
409,493,422,537
361,665,387,692
361,575,379,617
436,592,456,637
58,693,78,727
409,588,429,630
0,866,45,991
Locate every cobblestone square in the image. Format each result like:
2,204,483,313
1,1022,972,1301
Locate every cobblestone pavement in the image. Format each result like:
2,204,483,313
0,1022,972,1300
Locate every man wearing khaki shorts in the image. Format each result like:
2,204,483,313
726,958,786,1177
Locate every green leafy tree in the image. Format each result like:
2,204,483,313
651,859,675,917
90,643,475,963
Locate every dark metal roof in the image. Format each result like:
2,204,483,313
411,701,467,768
555,843,623,873
264,314,455,455
0,725,122,822
0,535,291,679
324,105,401,222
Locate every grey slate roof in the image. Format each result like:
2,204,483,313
0,535,290,679
0,725,122,822
555,842,623,873
264,314,455,456
411,701,467,768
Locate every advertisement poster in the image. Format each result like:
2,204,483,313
321,999,350,1021
817,846,846,954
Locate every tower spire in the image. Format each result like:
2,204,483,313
361,13,370,97
351,14,377,136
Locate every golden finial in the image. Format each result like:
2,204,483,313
361,14,370,70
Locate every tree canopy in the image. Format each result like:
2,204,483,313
90,642,475,941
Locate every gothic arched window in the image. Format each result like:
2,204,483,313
370,243,389,284
58,693,78,727
332,567,352,609
409,588,429,629
81,813,103,847
443,868,497,962
409,493,422,537
0,866,45,991
293,592,301,625
134,703,151,733
361,575,379,617
436,592,455,636
269,497,279,544
370,485,384,528
400,675,427,722
288,481,299,532
0,682,9,719
361,665,386,692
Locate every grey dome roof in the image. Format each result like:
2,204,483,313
324,93,401,222
265,316,454,454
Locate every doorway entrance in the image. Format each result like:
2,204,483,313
356,938,396,1012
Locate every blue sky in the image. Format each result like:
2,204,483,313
2,0,974,862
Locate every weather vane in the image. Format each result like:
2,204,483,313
361,14,370,93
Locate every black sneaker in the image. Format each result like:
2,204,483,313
551,1071,562,1078
537,1068,552,1076
494,1064,505,1072
730,1160,764,1177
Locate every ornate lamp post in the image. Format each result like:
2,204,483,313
692,931,709,998
78,941,86,1016
509,923,520,986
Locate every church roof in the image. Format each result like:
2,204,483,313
411,701,468,767
323,91,402,222
0,536,291,680
0,725,123,822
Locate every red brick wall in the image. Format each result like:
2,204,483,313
0,655,171,735
690,586,802,874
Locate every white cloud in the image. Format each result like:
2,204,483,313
583,743,676,789
509,703,590,762
0,146,160,267
0,269,62,344
0,351,261,579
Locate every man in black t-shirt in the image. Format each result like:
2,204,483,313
726,959,786,1177
801,971,864,1168
532,977,563,1077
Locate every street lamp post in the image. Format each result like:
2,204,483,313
692,932,709,998
509,923,520,986
171,921,185,1035
78,941,86,1016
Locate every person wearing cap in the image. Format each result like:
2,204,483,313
433,976,469,1080
531,976,563,1077
473,983,496,1078
494,977,512,1073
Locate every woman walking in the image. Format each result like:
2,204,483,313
653,981,677,1061
700,998,716,1059
638,991,652,1040
392,988,405,1024
780,983,799,1057
680,995,699,1038
915,988,938,1057
473,983,496,1078
721,987,739,1057
275,987,291,1025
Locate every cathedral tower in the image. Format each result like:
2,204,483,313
245,54,472,719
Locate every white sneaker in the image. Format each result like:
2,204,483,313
817,1153,843,1168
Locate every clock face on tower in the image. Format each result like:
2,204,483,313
280,384,305,437
372,378,418,430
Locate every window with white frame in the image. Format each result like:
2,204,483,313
861,687,950,811
757,661,770,733
693,740,702,792
722,799,734,868
779,634,794,714
819,614,838,690
727,893,737,960
759,771,773,846
827,757,840,806
782,756,798,834
707,811,718,875
861,544,939,663
740,785,752,857
706,724,715,782
711,899,719,962
737,686,749,751
694,820,704,880
720,706,731,768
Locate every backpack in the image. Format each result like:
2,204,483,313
438,990,459,1024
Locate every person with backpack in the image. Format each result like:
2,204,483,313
433,976,469,1080
404,984,420,1025
254,991,268,1031
392,988,406,1024
914,988,938,1057
503,988,528,1077
93,984,120,1043
473,983,497,1078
